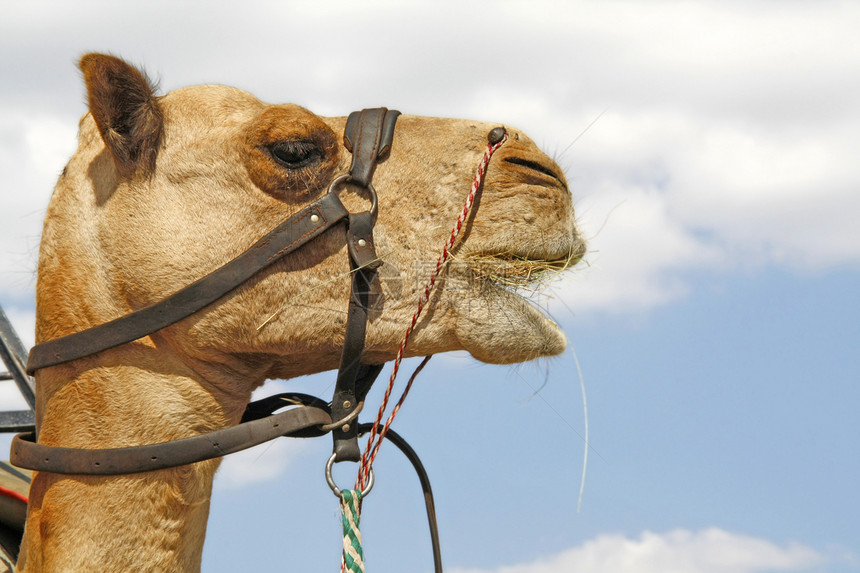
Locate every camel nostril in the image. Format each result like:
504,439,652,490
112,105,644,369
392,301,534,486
503,157,565,187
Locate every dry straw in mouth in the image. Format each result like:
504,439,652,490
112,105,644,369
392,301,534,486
456,247,582,292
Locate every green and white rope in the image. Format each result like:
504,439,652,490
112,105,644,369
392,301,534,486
340,489,365,573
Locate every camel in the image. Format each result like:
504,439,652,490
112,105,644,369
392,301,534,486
14,53,585,571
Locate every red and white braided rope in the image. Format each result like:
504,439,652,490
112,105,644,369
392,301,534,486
356,132,509,488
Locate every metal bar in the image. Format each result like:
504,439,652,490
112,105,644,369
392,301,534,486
0,410,35,433
0,306,36,410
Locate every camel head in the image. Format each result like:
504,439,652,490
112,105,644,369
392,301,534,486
37,52,585,393
19,53,586,572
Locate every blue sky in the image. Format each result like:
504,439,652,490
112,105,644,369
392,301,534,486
1,1,858,571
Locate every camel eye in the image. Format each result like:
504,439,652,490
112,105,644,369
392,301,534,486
268,140,321,169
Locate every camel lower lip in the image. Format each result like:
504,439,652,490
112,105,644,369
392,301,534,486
454,279,567,364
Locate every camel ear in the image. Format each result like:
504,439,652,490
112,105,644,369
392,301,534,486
79,53,163,178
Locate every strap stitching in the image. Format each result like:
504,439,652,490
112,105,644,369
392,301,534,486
265,206,327,263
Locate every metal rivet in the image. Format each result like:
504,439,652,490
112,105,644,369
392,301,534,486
488,127,507,145
343,400,352,409
357,238,367,247
341,424,351,432
310,214,320,223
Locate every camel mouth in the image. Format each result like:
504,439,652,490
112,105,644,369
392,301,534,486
450,246,575,363
458,242,586,292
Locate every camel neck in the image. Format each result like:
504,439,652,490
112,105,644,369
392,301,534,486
18,344,248,572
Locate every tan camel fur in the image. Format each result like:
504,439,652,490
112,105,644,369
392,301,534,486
17,54,585,571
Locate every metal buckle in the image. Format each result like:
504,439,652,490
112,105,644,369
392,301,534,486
319,401,364,433
327,173,378,223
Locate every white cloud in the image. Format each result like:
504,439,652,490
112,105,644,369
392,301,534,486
555,76,860,311
23,116,77,181
211,379,330,491
213,436,309,492
0,111,76,299
520,1,860,312
0,380,29,412
555,180,722,314
1,0,859,319
450,528,827,573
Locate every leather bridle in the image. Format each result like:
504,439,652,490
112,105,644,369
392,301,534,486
14,106,405,472
10,107,510,573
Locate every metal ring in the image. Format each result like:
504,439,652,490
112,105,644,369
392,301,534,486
318,401,364,433
327,173,378,223
325,452,374,499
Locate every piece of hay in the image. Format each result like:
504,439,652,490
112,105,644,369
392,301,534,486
456,247,581,293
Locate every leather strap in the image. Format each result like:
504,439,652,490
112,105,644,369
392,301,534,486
330,108,400,462
343,108,400,187
331,219,382,462
27,193,349,373
18,107,400,473
11,404,330,475
331,212,382,461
